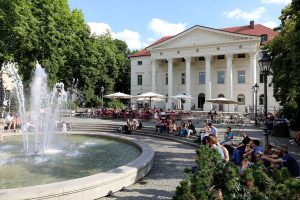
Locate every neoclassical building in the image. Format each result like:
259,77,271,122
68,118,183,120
130,21,280,112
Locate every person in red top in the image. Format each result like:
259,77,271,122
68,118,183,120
160,119,170,134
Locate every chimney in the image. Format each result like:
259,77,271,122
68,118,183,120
250,20,254,29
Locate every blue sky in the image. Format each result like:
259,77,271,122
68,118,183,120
68,0,290,50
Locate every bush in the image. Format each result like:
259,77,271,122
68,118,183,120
106,98,124,109
172,145,300,200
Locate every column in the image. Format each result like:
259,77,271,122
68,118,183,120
249,52,257,107
184,56,191,110
203,55,212,111
151,59,156,93
166,58,173,110
226,53,234,112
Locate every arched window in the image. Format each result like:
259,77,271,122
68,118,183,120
218,94,225,98
259,94,264,105
237,94,245,105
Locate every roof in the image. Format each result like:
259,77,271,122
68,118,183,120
130,24,277,58
220,24,278,45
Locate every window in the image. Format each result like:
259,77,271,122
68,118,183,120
181,73,186,84
199,72,205,84
238,54,245,58
166,74,168,85
259,70,267,83
199,56,205,61
181,58,185,62
218,71,225,84
259,94,264,105
238,71,245,83
137,75,142,85
237,94,245,105
137,61,142,65
217,55,225,59
218,94,225,98
261,34,268,42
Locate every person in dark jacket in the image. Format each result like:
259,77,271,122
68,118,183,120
230,132,251,164
186,120,196,137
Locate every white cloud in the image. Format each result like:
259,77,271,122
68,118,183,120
87,22,142,49
148,38,155,42
147,18,187,36
223,7,266,22
262,21,278,29
261,0,291,3
142,42,149,48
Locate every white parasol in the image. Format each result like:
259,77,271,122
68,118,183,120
103,92,135,109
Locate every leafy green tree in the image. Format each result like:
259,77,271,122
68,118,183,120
173,145,300,200
264,0,300,126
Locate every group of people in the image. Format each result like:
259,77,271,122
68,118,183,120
153,119,196,137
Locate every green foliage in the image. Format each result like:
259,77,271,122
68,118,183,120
263,0,300,127
106,98,124,109
173,145,300,200
0,0,135,107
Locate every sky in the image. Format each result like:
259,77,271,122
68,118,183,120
68,0,291,50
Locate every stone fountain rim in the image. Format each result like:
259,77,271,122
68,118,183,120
0,132,154,200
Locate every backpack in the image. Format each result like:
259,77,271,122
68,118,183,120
124,130,131,134
138,122,143,130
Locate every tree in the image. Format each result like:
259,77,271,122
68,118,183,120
172,145,300,200
263,0,300,126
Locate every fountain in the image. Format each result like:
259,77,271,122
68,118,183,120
0,62,154,199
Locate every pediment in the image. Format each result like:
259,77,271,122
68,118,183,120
147,26,260,50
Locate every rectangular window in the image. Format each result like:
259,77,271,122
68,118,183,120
217,55,225,59
199,72,205,84
137,75,142,85
260,70,264,83
166,74,168,85
238,71,245,83
238,54,245,58
218,71,225,84
137,61,142,65
181,73,186,84
262,35,268,42
199,56,205,61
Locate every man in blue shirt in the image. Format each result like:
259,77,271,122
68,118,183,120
238,140,263,165
261,144,299,178
206,136,224,160
208,123,218,137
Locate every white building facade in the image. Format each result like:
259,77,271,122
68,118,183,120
130,23,279,112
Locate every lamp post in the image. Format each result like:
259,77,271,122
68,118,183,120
101,86,104,109
251,86,255,114
258,52,271,148
253,83,259,127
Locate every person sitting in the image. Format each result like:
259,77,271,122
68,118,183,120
132,119,138,130
175,122,187,137
175,121,185,136
282,115,290,124
153,111,159,121
159,119,170,134
5,113,16,131
261,144,299,178
230,132,251,164
267,113,274,130
208,123,218,137
220,127,234,145
126,118,131,130
258,143,277,167
25,120,35,132
137,109,142,118
200,123,211,145
169,119,177,133
113,107,118,118
206,136,225,160
102,106,107,111
62,121,67,132
216,138,229,162
213,111,217,115
154,118,162,132
186,120,196,138
160,109,166,120
290,131,300,145
241,140,263,165
153,105,157,112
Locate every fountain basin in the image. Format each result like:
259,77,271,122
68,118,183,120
0,132,154,200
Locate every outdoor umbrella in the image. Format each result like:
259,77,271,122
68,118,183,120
169,94,196,110
206,97,241,114
136,92,166,109
136,98,164,102
103,92,135,109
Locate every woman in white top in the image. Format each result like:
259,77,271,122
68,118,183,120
200,123,211,142
153,111,159,121
0,122,4,141
132,119,138,130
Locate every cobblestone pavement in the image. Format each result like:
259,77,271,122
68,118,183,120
99,134,197,200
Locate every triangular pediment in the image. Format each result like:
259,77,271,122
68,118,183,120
147,26,261,50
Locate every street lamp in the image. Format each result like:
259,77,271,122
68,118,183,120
101,86,104,109
251,86,255,114
253,83,259,127
140,87,143,94
258,52,271,148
